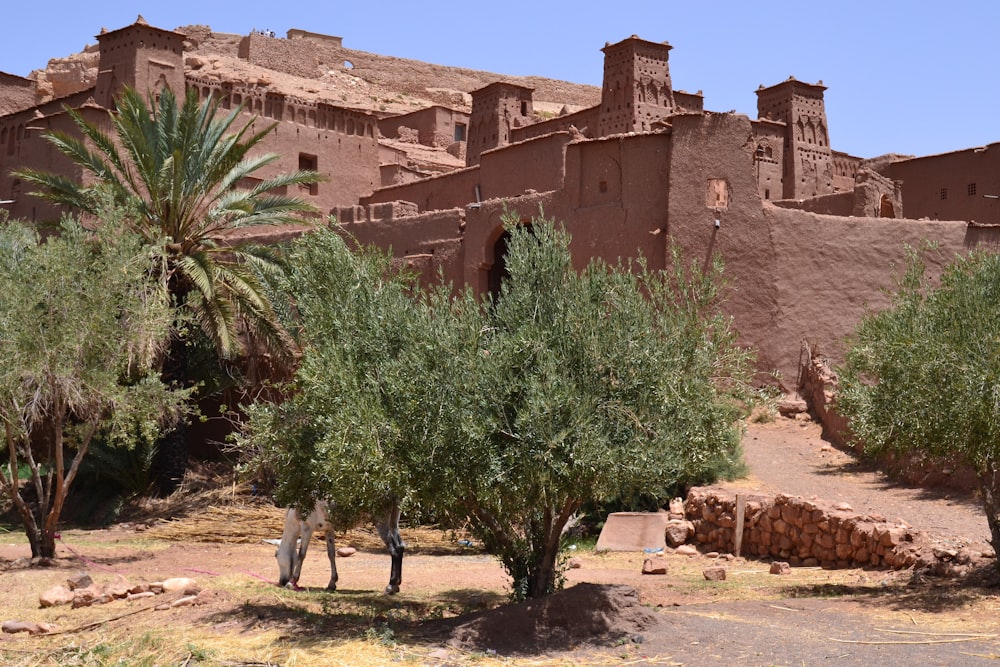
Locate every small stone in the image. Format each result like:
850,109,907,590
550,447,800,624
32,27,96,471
66,572,94,590
834,502,853,512
127,591,156,601
567,557,583,569
702,566,727,581
769,561,792,575
160,578,199,594
932,547,958,561
336,546,356,557
106,582,132,599
2,620,56,634
777,395,807,416
39,585,74,608
169,595,199,608
665,519,694,547
71,586,100,608
642,558,668,575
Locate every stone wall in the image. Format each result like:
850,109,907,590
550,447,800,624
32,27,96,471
237,32,318,79
685,487,922,569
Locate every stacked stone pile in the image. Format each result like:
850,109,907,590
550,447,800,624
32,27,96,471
686,487,926,569
38,572,202,609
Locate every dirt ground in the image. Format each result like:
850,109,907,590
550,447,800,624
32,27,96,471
2,416,1000,666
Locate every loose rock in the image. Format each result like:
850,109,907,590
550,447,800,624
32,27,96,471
39,585,74,608
641,558,668,575
769,561,792,575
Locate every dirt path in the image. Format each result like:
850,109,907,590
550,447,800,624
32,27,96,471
737,418,992,551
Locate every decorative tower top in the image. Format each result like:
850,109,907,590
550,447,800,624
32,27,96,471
465,81,534,167
94,20,186,108
597,36,675,137
755,78,832,199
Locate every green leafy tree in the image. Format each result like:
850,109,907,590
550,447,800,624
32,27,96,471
0,218,188,558
243,216,755,598
838,248,1000,564
14,86,321,492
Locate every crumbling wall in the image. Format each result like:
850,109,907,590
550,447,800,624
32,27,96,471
686,487,924,569
850,168,902,218
772,191,854,216
797,344,850,446
799,347,980,492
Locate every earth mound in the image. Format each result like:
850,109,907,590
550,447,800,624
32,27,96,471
438,583,662,655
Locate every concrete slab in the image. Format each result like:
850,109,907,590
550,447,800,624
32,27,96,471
595,512,669,552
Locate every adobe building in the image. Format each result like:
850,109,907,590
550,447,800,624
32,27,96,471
885,144,1000,223
1,21,997,399
0,18,382,224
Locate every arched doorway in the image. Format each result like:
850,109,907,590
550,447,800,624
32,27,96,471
487,230,511,302
879,195,895,218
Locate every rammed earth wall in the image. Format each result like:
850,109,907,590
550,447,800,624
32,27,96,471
685,487,921,569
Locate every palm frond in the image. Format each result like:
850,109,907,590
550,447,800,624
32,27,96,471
16,84,320,377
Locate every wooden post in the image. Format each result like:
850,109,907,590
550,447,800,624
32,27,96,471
734,494,746,557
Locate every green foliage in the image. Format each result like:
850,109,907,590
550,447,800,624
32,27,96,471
0,218,188,556
242,214,755,598
837,247,1000,556
14,85,324,491
14,85,320,365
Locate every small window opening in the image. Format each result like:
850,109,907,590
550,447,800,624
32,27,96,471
299,153,318,195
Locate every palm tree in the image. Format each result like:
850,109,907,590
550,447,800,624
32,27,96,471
15,86,322,493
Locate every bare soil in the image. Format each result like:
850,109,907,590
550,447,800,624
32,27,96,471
1,416,999,666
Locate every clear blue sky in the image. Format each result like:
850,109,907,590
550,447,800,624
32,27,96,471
3,1,997,159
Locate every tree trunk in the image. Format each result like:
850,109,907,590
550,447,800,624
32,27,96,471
29,524,56,559
151,333,191,496
526,500,581,598
978,461,1000,573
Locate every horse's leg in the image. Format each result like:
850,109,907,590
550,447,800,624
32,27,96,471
290,512,315,588
376,500,404,595
318,504,339,591
276,508,302,588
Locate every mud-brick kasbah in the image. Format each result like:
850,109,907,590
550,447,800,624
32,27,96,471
1,17,999,415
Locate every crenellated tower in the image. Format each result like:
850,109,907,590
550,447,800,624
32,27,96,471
597,36,675,136
465,81,534,167
756,77,833,199
94,16,186,108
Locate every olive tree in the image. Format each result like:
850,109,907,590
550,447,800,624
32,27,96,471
244,215,755,598
0,218,187,558
838,248,1000,565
